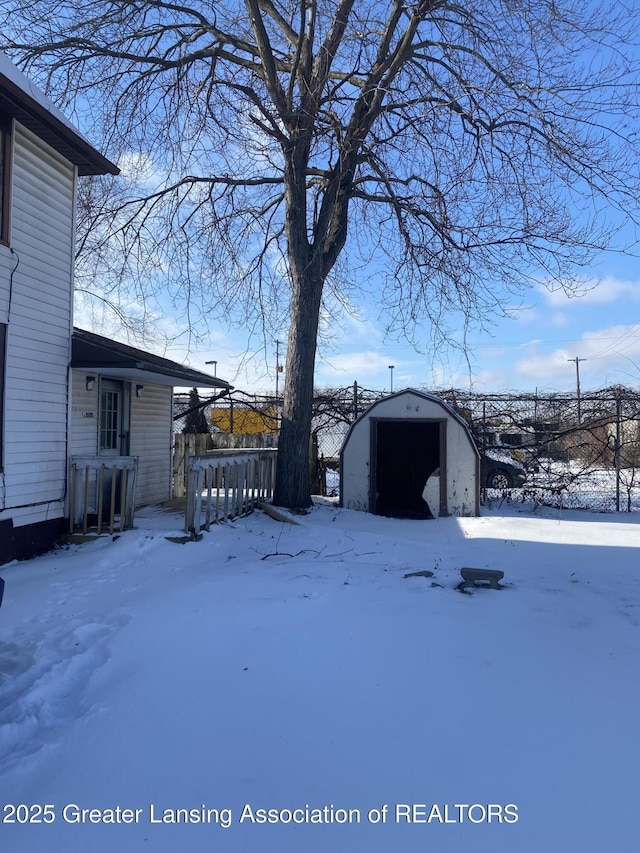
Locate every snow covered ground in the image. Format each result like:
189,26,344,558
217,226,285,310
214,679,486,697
1,500,639,852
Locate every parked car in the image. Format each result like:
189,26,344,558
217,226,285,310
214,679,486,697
481,452,527,489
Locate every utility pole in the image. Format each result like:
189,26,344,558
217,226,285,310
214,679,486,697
205,360,217,377
389,364,395,393
568,357,586,424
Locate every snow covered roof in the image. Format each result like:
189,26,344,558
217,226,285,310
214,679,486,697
0,52,118,176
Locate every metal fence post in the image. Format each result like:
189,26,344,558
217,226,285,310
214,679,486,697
615,397,621,512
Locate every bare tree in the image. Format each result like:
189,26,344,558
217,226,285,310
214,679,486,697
3,1,640,508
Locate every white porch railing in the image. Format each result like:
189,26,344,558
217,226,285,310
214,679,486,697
185,449,277,536
69,456,138,535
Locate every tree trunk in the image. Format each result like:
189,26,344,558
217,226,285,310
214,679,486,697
272,264,324,509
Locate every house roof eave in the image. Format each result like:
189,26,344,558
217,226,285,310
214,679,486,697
0,54,119,176
71,328,231,390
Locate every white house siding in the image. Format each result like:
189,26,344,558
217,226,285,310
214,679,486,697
69,370,98,457
0,249,12,323
129,384,173,507
341,391,479,517
0,124,75,529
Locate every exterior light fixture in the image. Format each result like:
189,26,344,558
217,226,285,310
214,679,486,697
85,375,96,391
136,384,144,397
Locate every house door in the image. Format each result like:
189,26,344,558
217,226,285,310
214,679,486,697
98,379,130,516
98,379,130,457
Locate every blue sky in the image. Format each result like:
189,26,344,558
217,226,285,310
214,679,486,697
73,155,640,398
5,0,640,397
62,7,640,400
154,249,640,397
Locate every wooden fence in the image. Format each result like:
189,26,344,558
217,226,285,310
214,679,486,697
184,449,277,536
69,456,138,535
173,434,211,498
173,432,277,498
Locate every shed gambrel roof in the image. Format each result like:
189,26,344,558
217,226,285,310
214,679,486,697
341,388,479,455
0,52,119,176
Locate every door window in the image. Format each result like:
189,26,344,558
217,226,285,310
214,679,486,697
99,381,122,452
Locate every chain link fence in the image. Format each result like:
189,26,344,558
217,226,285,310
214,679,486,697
173,385,640,513
439,388,640,513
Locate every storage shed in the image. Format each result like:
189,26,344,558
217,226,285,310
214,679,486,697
340,389,479,518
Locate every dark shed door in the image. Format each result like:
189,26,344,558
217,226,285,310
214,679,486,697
371,419,445,518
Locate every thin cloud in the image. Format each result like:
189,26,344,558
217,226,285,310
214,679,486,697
514,324,640,384
316,351,398,377
542,276,640,308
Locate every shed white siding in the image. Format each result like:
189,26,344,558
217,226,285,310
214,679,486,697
341,390,479,517
0,123,75,529
130,384,173,507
